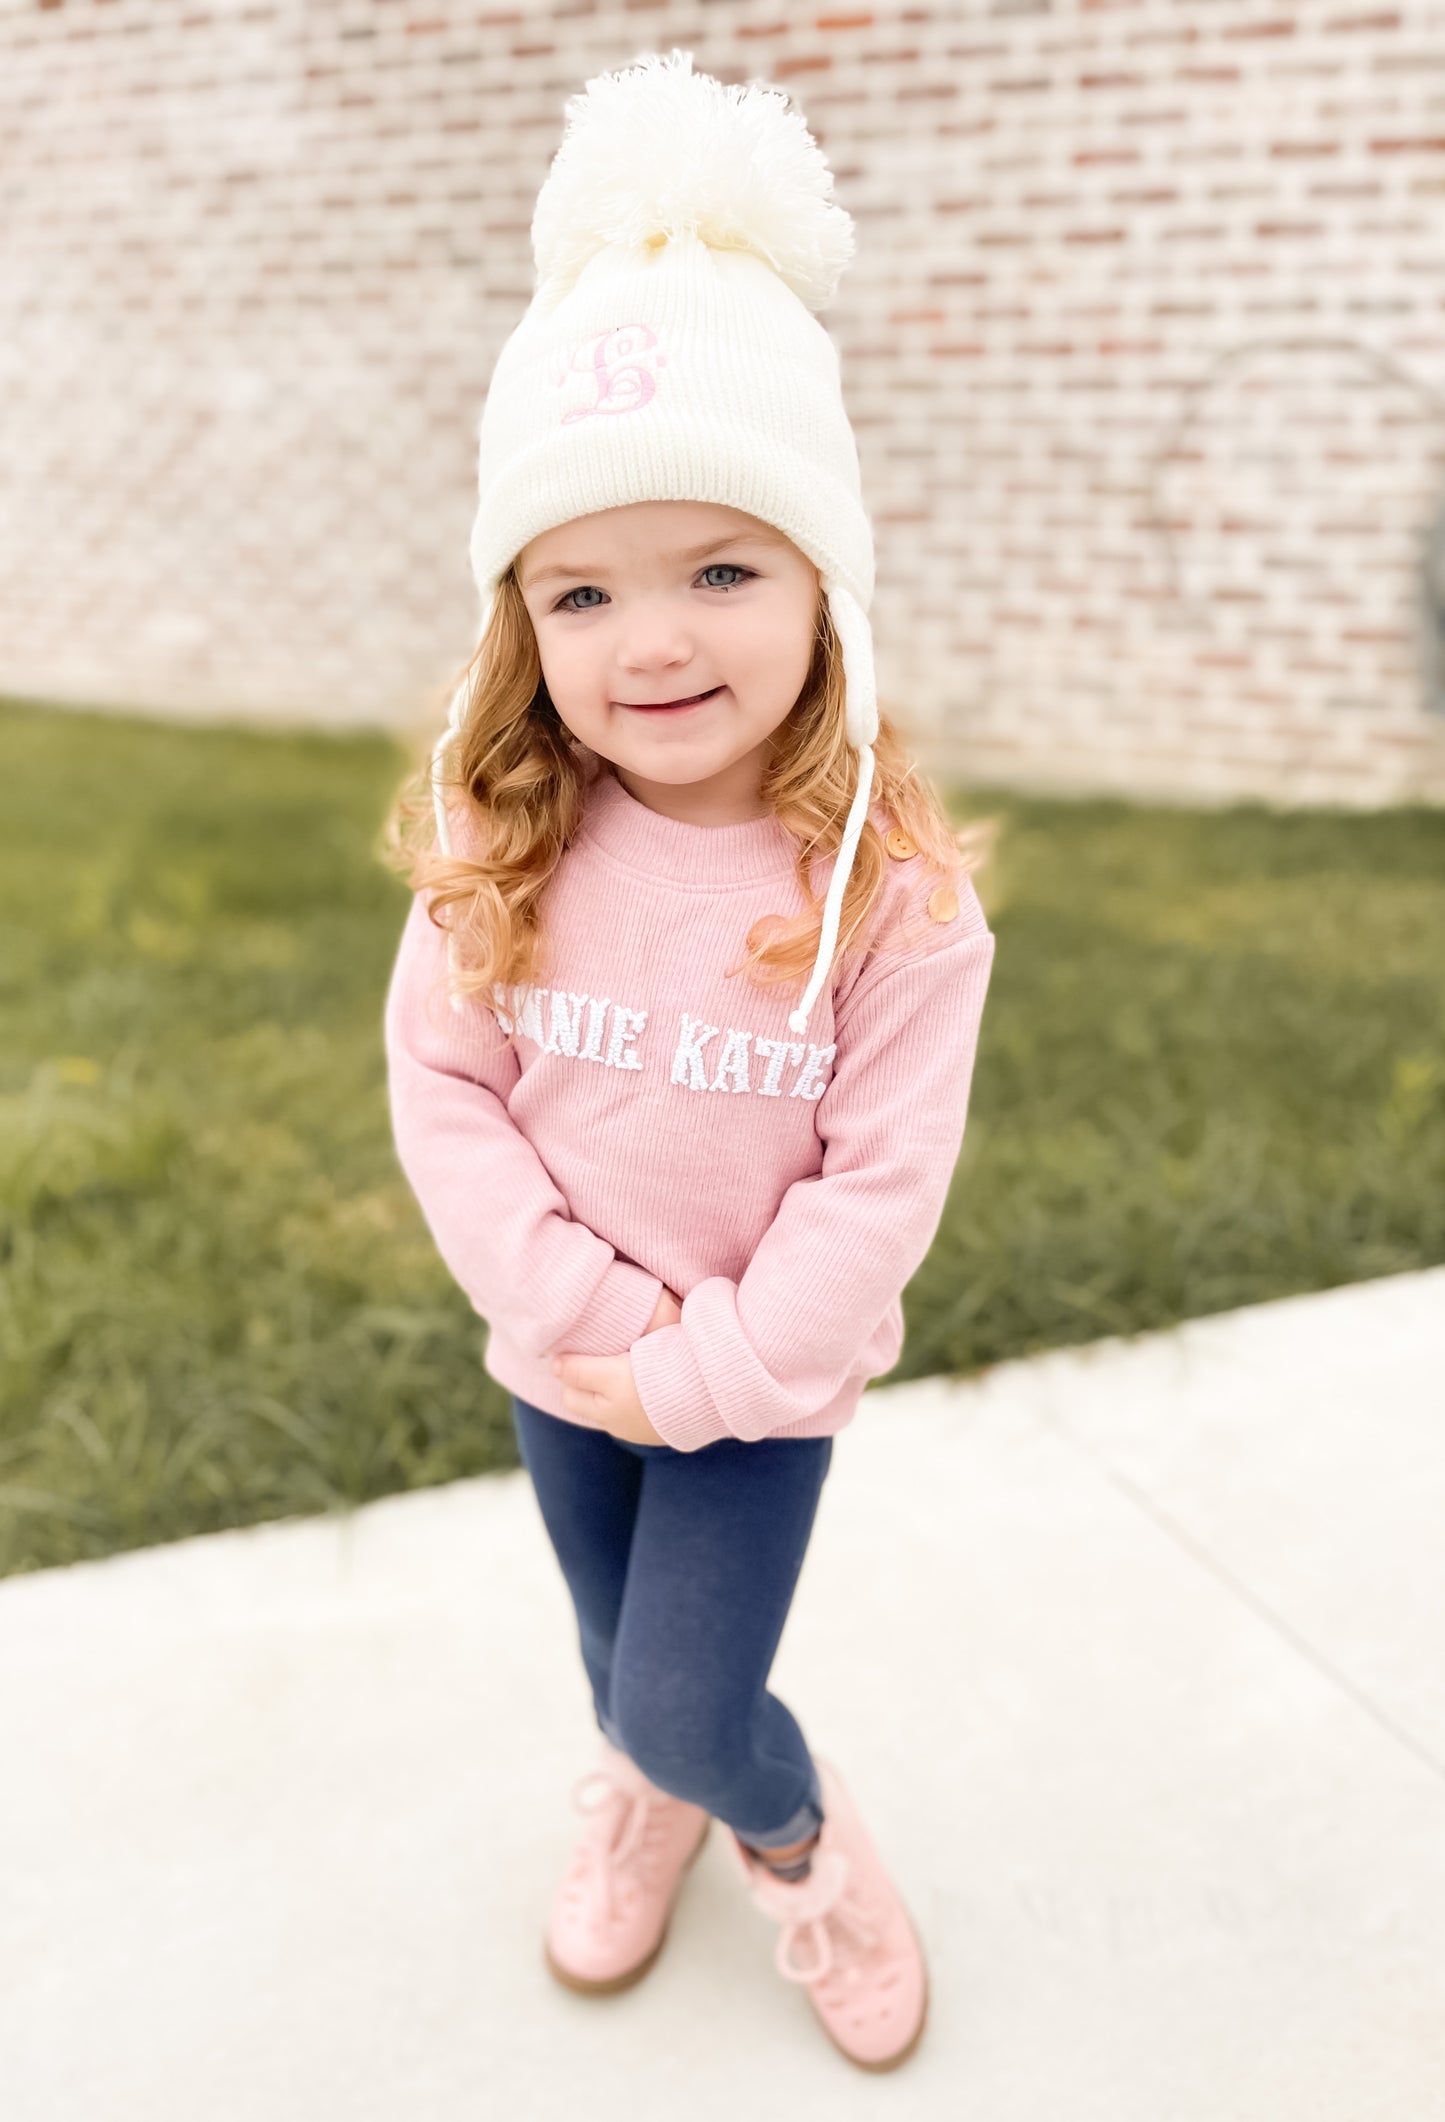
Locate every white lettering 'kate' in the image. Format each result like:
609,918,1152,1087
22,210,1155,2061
492,984,835,1100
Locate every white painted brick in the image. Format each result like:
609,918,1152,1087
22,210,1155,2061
2,0,1443,801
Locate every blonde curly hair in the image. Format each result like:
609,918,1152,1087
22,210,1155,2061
381,562,992,1032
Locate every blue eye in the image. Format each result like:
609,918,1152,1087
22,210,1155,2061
551,563,757,613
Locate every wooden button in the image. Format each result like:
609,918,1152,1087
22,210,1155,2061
927,885,959,924
884,826,917,861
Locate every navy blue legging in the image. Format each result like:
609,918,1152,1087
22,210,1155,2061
510,1396,834,1850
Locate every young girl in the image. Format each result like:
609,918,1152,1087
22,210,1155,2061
381,52,995,2073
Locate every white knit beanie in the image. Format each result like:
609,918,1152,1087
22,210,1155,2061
432,47,879,1039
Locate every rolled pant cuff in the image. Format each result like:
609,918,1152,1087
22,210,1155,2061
734,1791,825,1850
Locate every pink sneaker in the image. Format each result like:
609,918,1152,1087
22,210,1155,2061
543,1737,711,1994
727,1756,929,2071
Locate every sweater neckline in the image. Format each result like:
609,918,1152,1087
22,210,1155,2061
576,756,801,886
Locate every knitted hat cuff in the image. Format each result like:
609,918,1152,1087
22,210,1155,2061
469,418,873,626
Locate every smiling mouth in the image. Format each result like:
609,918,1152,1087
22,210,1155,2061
616,685,725,711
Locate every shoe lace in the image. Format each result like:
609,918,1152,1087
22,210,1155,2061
748,1847,882,1987
569,1768,677,1927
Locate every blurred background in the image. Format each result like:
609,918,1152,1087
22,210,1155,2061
2,0,1443,1577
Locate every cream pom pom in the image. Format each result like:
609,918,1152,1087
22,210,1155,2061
530,46,856,312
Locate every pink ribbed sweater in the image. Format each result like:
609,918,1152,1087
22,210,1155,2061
383,757,996,1452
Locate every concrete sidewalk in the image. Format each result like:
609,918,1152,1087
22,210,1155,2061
3,1267,1443,2121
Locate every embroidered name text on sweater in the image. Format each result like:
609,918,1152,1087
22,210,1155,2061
384,763,996,1452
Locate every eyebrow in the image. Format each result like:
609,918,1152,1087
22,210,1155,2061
520,529,787,591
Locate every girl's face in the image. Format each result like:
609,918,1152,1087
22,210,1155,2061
516,500,820,824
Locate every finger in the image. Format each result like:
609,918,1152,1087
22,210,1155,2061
560,1382,606,1418
553,1353,602,1384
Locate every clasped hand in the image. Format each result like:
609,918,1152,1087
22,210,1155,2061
550,1282,683,1445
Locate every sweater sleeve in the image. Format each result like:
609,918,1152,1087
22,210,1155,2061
383,890,666,1362
628,901,997,1450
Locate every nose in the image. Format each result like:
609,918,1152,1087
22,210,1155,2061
613,598,698,681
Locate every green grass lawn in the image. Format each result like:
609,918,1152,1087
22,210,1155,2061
2,696,1442,1579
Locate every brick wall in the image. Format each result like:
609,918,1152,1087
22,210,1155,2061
3,0,1443,804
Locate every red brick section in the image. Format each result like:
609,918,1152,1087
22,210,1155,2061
1,0,1442,805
